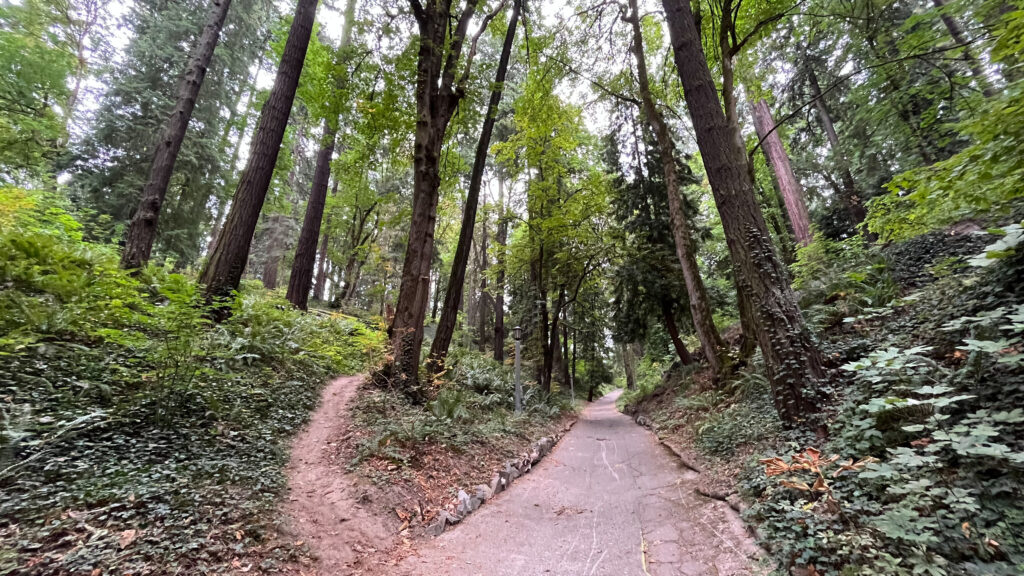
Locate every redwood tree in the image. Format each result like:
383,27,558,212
120,0,233,270
200,0,320,307
428,0,520,371
661,0,827,427
750,98,812,245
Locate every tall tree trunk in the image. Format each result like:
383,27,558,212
662,0,828,427
477,218,490,353
932,0,996,98
543,287,564,392
621,342,638,391
388,0,485,394
121,0,233,269
286,122,336,309
806,67,866,226
429,0,520,371
313,179,339,301
261,215,285,289
286,0,358,310
570,326,578,398
561,320,571,389
200,0,319,309
625,1,727,375
493,177,507,362
660,301,693,365
207,63,264,258
751,98,812,245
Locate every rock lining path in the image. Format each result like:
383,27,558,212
384,389,762,576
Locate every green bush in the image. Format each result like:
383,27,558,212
744,314,1024,574
867,10,1024,243
695,381,781,458
0,194,384,574
790,234,899,328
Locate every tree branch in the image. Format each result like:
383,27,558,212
458,0,508,89
409,0,426,25
441,0,483,92
750,38,989,156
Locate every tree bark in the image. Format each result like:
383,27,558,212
560,320,571,389
625,0,727,375
121,0,233,269
477,218,490,353
200,0,319,309
661,301,693,365
750,98,812,245
543,286,565,392
662,0,828,427
429,0,519,371
313,179,339,302
261,214,286,289
493,176,507,362
286,0,358,310
286,122,336,309
621,342,638,390
388,0,486,394
806,67,866,227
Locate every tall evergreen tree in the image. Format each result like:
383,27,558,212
200,0,320,306
661,0,827,427
286,0,358,310
120,0,233,269
429,0,520,370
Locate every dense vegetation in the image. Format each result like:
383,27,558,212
2,0,1023,573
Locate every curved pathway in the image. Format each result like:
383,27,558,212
388,390,762,576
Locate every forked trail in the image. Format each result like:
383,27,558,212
287,382,763,575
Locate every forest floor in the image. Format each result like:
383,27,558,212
365,390,764,576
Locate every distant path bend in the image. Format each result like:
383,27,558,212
389,389,762,576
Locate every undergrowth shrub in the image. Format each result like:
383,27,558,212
791,234,898,329
743,246,1024,575
0,193,384,574
695,376,782,458
351,349,571,474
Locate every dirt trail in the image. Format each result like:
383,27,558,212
283,375,390,575
381,390,763,576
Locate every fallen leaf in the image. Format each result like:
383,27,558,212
118,529,137,549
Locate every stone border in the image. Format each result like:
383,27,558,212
425,419,577,536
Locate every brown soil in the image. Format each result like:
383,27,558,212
278,375,393,575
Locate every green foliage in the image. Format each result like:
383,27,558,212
0,1,73,183
351,350,569,473
790,233,899,328
745,322,1024,574
0,198,383,573
867,7,1024,242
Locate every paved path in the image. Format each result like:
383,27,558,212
390,390,762,576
